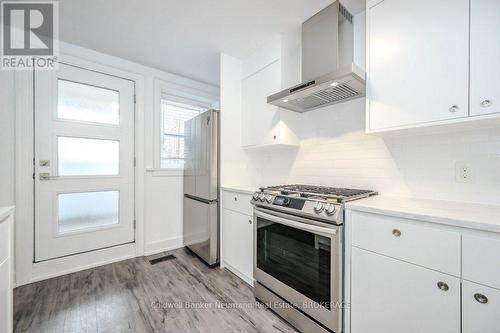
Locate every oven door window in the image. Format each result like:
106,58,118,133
256,216,332,309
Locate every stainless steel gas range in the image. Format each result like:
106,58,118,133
251,185,377,333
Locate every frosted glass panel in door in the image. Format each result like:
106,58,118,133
58,137,119,176
58,191,119,233
58,79,120,125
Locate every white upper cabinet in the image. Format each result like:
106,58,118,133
242,60,283,147
470,0,500,116
366,0,469,131
241,36,300,148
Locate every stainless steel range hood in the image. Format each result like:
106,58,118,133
267,1,365,113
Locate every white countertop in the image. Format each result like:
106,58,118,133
0,206,14,224
221,185,260,195
345,196,500,233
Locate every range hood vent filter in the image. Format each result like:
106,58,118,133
287,83,360,110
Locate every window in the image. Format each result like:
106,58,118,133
160,98,208,169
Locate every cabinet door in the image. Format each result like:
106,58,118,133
241,60,281,147
470,0,500,116
463,281,500,333
221,208,253,283
367,0,469,130
351,247,460,333
0,259,11,333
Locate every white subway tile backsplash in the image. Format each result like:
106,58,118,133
258,99,500,205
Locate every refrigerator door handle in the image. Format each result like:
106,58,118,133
184,194,217,204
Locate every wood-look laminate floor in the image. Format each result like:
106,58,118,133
13,248,298,333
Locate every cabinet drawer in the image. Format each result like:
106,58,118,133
462,281,500,333
351,211,461,276
0,215,10,264
463,234,500,289
221,191,253,216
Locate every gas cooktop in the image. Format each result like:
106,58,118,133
251,184,377,224
259,184,376,202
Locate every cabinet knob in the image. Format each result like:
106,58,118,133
392,229,401,237
449,105,459,113
437,281,449,291
248,219,252,224
480,99,492,108
474,293,488,304
234,197,237,201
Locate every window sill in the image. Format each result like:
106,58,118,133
146,168,184,177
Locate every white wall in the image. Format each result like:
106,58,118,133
0,71,16,206
221,11,500,206
5,42,218,259
220,53,265,186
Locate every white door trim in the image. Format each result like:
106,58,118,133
15,52,146,286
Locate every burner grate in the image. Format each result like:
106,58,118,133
262,184,376,201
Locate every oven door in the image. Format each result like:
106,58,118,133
254,207,342,332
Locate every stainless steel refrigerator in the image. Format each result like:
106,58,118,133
183,109,219,266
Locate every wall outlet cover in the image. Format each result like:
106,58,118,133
455,162,473,183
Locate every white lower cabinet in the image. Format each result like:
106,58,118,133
351,247,460,333
221,207,253,285
0,210,13,333
463,280,500,333
0,258,11,333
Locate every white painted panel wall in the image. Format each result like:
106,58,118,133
144,175,184,254
0,71,16,207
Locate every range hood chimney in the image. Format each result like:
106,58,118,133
267,1,365,113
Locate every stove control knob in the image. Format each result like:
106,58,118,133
265,194,274,203
314,202,324,213
325,204,337,216
252,192,260,201
258,193,266,201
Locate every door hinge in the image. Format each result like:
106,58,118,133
134,157,136,167
134,94,136,104
32,173,35,180
133,219,136,229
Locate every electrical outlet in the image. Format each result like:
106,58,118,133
455,162,473,183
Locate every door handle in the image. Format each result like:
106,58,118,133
39,173,58,181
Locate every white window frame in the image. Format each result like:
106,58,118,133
152,79,218,176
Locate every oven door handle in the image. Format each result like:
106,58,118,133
255,210,337,236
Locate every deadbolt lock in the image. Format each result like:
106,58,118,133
39,173,51,180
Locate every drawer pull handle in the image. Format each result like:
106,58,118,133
474,293,488,304
437,281,449,292
392,229,401,237
480,99,492,108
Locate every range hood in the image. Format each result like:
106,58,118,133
268,1,365,113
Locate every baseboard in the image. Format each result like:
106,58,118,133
17,243,136,286
144,236,184,256
221,260,254,286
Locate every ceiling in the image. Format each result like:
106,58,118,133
59,0,364,86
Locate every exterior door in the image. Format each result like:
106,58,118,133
34,63,135,262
